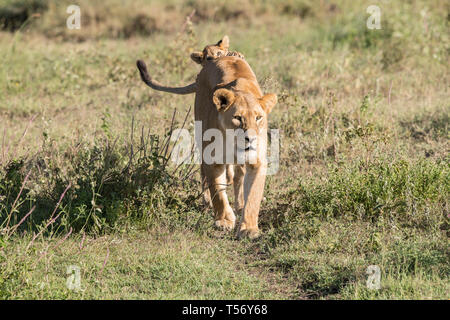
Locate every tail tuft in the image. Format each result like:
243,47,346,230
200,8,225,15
136,60,151,84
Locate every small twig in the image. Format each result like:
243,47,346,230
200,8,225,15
11,114,37,160
140,125,145,158
161,109,177,164
51,227,73,251
4,169,32,235
1,127,6,165
33,227,73,267
178,9,196,36
79,231,86,252
129,116,135,166
167,105,192,168
7,205,35,237
98,247,110,278
26,184,71,250
388,80,393,106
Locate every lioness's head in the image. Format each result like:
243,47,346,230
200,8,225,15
191,35,230,66
213,88,277,152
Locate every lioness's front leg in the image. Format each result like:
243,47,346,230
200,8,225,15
233,165,245,216
237,163,267,239
204,164,236,231
201,165,212,208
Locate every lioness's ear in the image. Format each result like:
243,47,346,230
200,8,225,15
213,88,235,112
259,93,277,114
190,51,204,64
217,35,230,50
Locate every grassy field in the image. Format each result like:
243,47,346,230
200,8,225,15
0,0,448,299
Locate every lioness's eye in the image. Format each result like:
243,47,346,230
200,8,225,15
234,116,242,122
256,116,263,121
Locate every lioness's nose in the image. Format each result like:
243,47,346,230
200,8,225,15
245,136,256,144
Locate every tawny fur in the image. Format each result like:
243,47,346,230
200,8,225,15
190,35,245,66
136,49,276,239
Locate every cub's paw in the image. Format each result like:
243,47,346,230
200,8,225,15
214,218,235,231
236,227,260,240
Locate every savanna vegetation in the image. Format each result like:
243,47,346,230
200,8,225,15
0,0,448,299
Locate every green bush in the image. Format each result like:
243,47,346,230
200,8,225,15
295,159,448,222
0,122,202,235
261,157,448,249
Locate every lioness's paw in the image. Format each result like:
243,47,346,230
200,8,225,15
237,227,260,240
214,219,235,231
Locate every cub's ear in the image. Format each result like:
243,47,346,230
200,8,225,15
190,51,204,64
217,35,230,50
259,93,277,114
213,88,235,112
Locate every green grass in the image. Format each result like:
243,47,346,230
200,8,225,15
0,230,288,299
0,0,449,299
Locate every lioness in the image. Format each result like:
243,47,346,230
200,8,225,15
136,50,276,239
190,35,245,66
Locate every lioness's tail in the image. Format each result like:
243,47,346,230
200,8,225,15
136,60,197,95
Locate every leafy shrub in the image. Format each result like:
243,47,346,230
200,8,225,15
262,157,449,247
258,157,448,297
0,116,203,235
296,159,447,222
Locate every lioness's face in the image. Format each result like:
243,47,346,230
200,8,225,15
223,95,266,151
213,89,277,152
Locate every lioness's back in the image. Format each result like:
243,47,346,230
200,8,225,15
216,56,257,83
198,57,261,97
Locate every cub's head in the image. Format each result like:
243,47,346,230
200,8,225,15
191,35,230,66
212,88,277,152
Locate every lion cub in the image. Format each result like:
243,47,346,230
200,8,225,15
190,35,244,66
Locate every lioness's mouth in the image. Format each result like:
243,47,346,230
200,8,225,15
243,145,256,151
